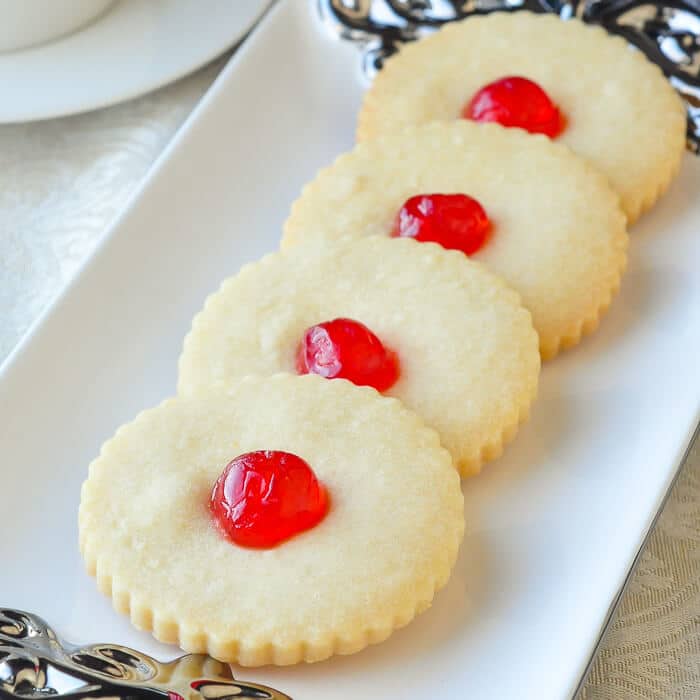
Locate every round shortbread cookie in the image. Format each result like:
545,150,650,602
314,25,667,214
79,374,464,666
178,236,540,476
283,121,628,359
357,12,687,223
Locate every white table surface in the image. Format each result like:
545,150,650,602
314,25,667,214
1,53,698,700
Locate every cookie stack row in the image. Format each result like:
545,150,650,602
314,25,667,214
79,12,686,668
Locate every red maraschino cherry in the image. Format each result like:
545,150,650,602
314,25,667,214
296,318,400,392
210,450,329,548
463,76,565,138
391,193,491,256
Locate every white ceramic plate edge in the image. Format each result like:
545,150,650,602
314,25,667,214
570,419,699,697
0,1,280,382
0,0,273,123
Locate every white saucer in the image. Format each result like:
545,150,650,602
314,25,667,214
0,0,270,123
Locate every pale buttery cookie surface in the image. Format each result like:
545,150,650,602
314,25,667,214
357,12,687,223
178,236,540,476
79,374,464,666
283,121,628,359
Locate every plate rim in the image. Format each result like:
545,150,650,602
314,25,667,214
0,0,272,124
0,0,284,385
571,420,700,697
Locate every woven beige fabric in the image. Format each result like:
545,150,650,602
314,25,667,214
579,438,700,700
1,56,698,700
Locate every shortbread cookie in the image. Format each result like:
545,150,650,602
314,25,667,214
283,121,628,359
357,12,687,223
79,374,464,666
178,236,540,476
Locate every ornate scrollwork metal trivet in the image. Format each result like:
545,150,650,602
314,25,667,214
0,608,290,700
318,0,700,152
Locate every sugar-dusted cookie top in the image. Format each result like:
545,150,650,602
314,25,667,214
283,121,628,359
79,374,464,666
178,236,540,476
357,12,687,223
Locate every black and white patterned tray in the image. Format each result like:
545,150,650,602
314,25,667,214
319,0,700,151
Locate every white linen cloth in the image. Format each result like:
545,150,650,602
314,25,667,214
1,57,698,700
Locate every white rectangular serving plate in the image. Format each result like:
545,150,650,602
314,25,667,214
2,2,699,698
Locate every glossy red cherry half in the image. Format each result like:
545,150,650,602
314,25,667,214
462,76,565,138
210,450,329,548
391,193,491,256
296,318,399,392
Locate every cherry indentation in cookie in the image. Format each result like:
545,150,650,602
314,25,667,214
391,193,491,256
296,318,400,392
462,76,565,138
210,450,329,548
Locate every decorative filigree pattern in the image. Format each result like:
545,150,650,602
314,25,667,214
318,0,700,151
0,608,291,700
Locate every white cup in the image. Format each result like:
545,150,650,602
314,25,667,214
0,0,114,53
